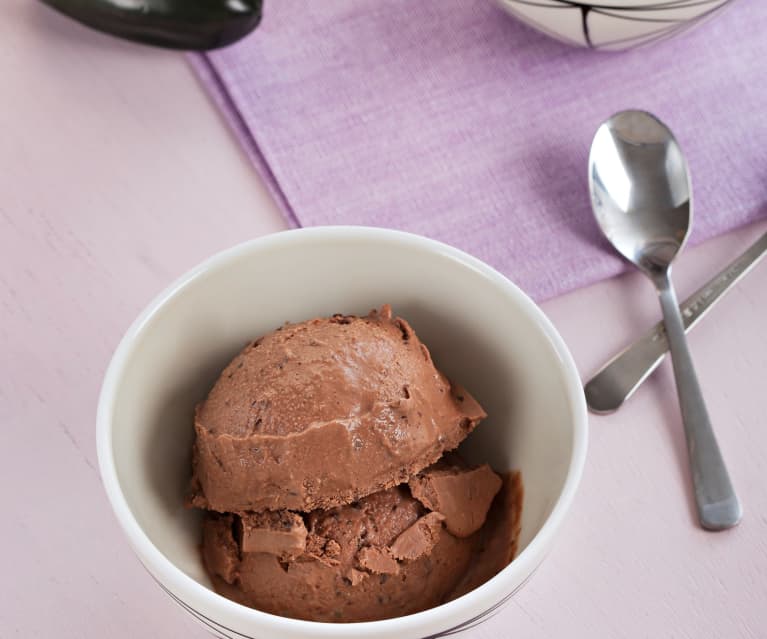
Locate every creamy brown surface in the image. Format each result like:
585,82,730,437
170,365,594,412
189,305,486,513
189,306,522,622
201,480,520,622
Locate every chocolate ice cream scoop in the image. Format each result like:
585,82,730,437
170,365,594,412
189,306,522,623
202,486,479,622
189,305,486,513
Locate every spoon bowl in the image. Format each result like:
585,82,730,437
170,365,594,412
588,109,741,531
590,110,692,275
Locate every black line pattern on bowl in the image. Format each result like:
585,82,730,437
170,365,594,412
138,564,254,639
137,534,539,637
421,569,538,639
149,570,533,639
155,579,252,639
500,0,733,49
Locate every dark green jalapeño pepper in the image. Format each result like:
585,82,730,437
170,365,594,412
40,0,263,50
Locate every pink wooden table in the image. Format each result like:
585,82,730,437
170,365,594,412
2,2,766,637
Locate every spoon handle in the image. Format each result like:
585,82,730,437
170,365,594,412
585,230,767,414
653,270,742,531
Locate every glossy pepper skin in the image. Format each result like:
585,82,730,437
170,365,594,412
40,0,263,50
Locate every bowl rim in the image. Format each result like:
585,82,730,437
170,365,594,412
97,225,588,638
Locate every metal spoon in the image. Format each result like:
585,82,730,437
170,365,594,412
585,230,767,414
588,109,742,531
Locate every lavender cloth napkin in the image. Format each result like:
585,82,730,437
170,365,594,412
191,0,766,301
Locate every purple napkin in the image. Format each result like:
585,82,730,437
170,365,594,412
191,0,766,300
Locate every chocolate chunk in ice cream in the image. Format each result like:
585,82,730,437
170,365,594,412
239,510,307,559
356,546,399,575
409,459,502,538
390,511,445,561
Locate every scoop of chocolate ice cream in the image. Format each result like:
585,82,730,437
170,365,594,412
189,305,486,513
190,306,522,623
202,486,479,622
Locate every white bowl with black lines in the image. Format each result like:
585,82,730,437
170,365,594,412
97,226,588,638
496,0,735,50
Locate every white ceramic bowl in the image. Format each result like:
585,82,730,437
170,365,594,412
97,226,587,639
496,0,733,51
